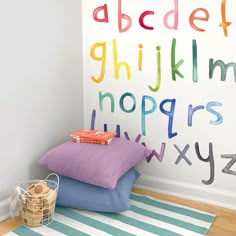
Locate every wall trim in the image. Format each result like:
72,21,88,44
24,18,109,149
134,175,236,210
0,198,11,222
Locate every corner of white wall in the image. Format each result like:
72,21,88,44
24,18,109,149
0,198,11,222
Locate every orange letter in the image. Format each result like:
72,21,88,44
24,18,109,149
90,42,106,83
219,0,231,37
189,8,209,32
93,4,108,23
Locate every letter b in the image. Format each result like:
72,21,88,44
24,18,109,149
118,0,132,32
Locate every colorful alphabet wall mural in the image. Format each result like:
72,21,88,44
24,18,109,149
82,0,236,206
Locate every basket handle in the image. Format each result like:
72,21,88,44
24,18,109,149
15,186,31,196
45,173,60,186
10,187,22,217
11,186,31,217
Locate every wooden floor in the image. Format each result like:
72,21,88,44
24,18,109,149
1,187,236,236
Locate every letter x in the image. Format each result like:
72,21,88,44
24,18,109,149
174,144,192,166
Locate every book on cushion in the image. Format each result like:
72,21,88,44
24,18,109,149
70,129,117,141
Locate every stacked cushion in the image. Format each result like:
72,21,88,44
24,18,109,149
38,137,151,212
56,168,140,212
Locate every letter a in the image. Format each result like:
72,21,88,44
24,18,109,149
93,4,108,23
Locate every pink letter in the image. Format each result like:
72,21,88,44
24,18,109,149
139,11,154,30
163,0,178,30
118,0,132,33
93,4,108,23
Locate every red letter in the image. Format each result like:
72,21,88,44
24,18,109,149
163,0,178,30
93,4,108,23
118,0,132,33
139,11,154,30
189,8,209,32
219,0,232,37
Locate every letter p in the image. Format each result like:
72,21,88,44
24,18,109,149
141,96,157,136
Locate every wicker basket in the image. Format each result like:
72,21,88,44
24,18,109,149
16,173,59,227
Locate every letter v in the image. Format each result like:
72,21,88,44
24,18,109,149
124,131,142,143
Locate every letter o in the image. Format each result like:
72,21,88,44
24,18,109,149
120,93,136,113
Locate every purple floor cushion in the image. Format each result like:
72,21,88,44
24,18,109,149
38,137,150,189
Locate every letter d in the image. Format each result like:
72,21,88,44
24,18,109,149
163,0,179,30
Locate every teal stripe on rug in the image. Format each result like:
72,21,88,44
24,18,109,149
131,194,215,223
48,220,90,236
13,226,42,236
130,205,208,235
98,212,182,236
55,206,135,236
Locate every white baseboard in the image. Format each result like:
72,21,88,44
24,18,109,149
0,198,11,222
134,175,236,210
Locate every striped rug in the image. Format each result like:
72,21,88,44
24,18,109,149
5,193,215,236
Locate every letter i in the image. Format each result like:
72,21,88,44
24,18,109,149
138,44,143,71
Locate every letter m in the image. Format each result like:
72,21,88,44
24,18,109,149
209,59,236,82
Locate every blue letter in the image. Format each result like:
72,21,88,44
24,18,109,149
206,101,223,125
160,99,177,138
141,95,157,136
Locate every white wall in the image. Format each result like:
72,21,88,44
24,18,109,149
0,0,83,202
82,0,236,209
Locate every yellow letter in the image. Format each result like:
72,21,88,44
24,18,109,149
113,39,131,80
138,44,143,71
90,42,106,83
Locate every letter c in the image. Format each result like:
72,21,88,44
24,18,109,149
139,11,154,30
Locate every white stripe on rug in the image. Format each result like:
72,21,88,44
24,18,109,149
131,193,215,216
3,232,18,236
24,223,66,236
71,208,158,236
56,207,140,236
119,209,203,236
129,199,212,228
54,212,111,236
129,193,214,235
